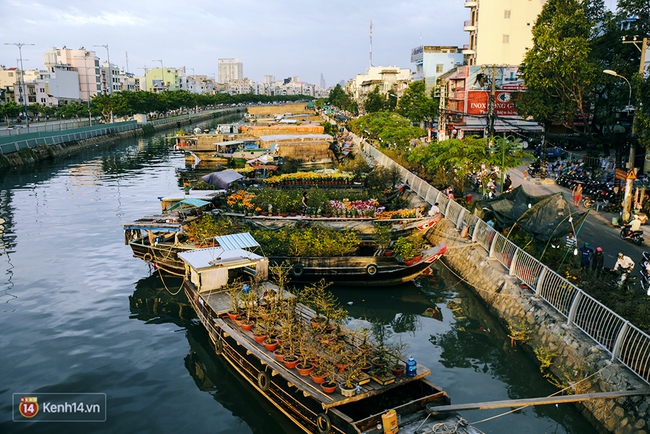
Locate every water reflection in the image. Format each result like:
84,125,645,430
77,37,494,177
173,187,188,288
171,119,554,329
128,274,302,434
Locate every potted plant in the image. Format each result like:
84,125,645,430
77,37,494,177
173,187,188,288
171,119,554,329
319,360,338,394
225,281,242,321
387,338,408,377
393,236,418,263
374,222,392,254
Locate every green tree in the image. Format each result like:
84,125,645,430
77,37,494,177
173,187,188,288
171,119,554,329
364,87,386,114
396,81,438,126
348,111,424,149
0,100,22,126
517,0,600,136
328,84,357,114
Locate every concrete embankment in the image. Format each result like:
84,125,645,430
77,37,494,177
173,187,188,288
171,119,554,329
427,219,650,434
0,108,242,169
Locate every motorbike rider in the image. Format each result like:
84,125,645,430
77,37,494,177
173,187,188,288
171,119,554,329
613,252,635,286
630,214,642,232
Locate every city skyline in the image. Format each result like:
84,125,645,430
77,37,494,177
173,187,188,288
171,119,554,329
1,0,469,87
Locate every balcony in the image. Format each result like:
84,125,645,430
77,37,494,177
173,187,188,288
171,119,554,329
463,20,476,31
462,45,476,55
464,0,477,7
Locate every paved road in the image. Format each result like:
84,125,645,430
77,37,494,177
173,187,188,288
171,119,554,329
506,162,648,273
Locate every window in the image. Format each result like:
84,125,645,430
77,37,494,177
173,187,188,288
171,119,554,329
504,10,511,19
503,35,510,43
436,64,444,73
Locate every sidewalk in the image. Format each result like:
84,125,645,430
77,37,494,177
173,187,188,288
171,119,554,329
506,163,649,268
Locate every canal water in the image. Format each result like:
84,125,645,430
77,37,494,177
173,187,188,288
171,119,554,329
0,125,596,433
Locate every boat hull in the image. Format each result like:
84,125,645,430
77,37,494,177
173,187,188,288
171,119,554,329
271,244,446,287
129,239,445,286
184,281,463,434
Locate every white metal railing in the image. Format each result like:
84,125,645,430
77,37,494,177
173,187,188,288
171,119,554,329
362,141,650,384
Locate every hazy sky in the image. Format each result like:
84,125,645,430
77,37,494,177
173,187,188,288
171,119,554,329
1,0,471,87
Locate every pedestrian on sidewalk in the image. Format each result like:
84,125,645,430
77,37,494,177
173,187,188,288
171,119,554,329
523,169,528,181
580,242,594,271
572,183,583,207
591,247,604,276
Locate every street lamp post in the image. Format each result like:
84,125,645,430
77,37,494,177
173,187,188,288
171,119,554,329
5,42,34,127
603,69,634,223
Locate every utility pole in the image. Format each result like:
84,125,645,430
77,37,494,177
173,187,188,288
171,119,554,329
618,36,647,222
4,42,34,127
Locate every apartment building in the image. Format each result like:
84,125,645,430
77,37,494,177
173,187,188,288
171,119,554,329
218,58,243,84
410,46,465,91
463,0,546,66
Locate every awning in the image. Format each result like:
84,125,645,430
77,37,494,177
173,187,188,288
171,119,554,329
215,232,260,251
166,198,212,211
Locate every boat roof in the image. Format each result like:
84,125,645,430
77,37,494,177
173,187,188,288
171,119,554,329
166,198,212,211
178,247,264,270
258,134,333,141
214,139,258,147
215,232,260,250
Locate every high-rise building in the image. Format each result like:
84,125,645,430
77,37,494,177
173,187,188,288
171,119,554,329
218,58,243,83
463,0,545,66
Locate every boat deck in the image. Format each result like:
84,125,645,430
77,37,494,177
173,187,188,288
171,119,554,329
198,287,432,410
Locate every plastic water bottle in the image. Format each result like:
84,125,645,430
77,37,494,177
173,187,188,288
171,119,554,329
406,356,417,377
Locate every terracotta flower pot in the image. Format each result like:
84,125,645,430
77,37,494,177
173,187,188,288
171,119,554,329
283,356,299,369
296,363,314,376
310,371,326,384
240,321,254,331
384,250,394,257
253,334,267,344
391,365,405,377
320,381,337,394
274,350,285,362
263,340,278,352
227,312,240,321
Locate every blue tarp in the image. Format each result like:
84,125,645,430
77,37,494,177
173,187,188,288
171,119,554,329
167,198,212,211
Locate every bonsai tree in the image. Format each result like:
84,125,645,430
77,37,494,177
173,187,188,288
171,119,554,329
374,222,392,251
387,337,408,373
224,280,243,317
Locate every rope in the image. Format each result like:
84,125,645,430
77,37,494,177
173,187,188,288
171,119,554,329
470,365,610,425
158,268,184,296
436,256,522,299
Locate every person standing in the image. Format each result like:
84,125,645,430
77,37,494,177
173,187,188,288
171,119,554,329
591,247,604,275
572,183,583,207
503,174,512,193
579,242,594,271
565,231,577,250
301,192,309,216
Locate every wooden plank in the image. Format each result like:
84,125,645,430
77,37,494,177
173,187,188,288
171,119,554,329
427,390,650,413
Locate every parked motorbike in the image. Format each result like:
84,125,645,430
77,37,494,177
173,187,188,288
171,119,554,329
620,224,644,245
640,252,650,295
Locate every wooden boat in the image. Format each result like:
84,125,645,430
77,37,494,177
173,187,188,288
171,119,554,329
124,221,445,284
271,242,446,286
177,243,482,434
